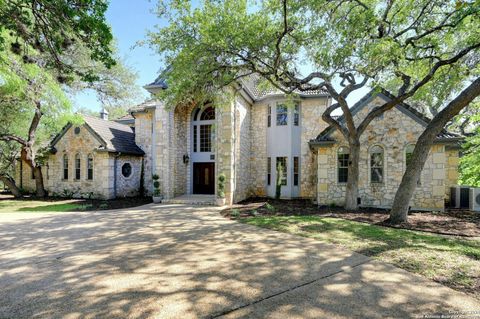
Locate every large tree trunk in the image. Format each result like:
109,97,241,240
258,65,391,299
0,175,23,198
389,77,480,224
345,139,360,210
33,166,46,197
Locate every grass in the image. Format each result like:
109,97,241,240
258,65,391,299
240,215,480,299
0,199,88,213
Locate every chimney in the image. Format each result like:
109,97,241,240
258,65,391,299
100,107,109,120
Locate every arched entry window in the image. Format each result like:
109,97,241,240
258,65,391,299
192,106,215,153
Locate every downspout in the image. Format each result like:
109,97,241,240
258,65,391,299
113,152,121,198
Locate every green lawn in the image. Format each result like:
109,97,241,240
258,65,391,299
240,215,480,299
0,199,87,213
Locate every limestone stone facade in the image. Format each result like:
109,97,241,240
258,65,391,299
16,79,462,210
312,92,462,211
16,114,144,199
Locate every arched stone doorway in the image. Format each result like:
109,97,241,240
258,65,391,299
190,106,215,194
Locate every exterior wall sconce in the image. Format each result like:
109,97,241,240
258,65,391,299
183,154,190,164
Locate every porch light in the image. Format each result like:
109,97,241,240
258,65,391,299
183,154,190,164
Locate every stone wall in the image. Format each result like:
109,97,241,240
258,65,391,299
233,94,252,202
15,160,36,193
445,147,460,202
173,104,191,197
316,96,449,211
115,155,143,198
250,101,268,197
300,97,329,198
134,110,154,194
44,124,113,199
216,98,235,204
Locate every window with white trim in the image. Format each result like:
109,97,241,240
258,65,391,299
337,147,349,183
63,154,69,180
276,104,288,126
87,154,94,180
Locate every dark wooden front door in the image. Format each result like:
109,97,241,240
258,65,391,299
193,163,215,194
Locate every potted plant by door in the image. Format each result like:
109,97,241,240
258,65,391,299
216,173,226,206
152,174,163,203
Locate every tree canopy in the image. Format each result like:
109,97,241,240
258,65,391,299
0,0,115,81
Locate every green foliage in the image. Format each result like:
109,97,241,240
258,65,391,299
149,0,479,109
265,202,275,212
459,128,480,187
0,0,115,81
217,173,226,198
152,174,161,196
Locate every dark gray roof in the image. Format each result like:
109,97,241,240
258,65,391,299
144,68,328,102
239,74,328,101
51,115,144,156
83,115,144,155
310,88,463,146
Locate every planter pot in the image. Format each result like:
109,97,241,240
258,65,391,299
152,196,163,204
216,197,226,206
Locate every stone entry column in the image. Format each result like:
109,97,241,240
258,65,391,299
216,100,235,205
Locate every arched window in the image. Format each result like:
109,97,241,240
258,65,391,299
75,154,81,180
87,154,94,180
63,154,69,180
192,106,215,153
337,146,349,183
370,145,384,183
200,106,215,120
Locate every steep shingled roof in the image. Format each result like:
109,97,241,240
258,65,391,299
51,115,144,156
310,88,463,146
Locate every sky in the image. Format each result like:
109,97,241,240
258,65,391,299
74,0,164,112
75,0,368,113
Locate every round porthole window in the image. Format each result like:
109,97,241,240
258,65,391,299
121,163,132,178
74,127,81,135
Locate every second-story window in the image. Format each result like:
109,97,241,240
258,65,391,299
294,104,299,126
267,105,271,127
276,104,288,126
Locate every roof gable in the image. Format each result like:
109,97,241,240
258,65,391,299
312,88,462,144
51,115,144,156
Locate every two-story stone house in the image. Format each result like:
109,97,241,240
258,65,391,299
16,75,462,210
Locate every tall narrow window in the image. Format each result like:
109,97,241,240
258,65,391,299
31,166,35,179
63,154,69,180
293,157,299,186
75,154,81,180
267,157,271,185
294,104,300,126
337,147,349,183
370,146,384,183
193,125,197,152
46,162,49,180
267,105,271,127
87,154,94,180
276,157,287,186
276,104,288,126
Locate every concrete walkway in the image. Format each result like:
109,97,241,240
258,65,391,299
0,203,478,319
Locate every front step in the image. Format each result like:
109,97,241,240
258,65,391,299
162,195,216,206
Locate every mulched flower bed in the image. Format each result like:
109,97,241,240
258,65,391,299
221,198,480,237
